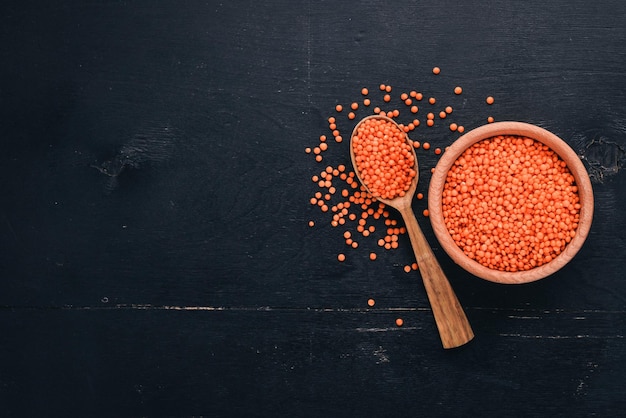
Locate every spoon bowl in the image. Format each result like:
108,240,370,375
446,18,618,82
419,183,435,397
350,115,474,349
349,115,420,211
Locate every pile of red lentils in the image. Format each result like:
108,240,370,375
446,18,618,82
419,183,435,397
442,135,581,272
351,117,418,200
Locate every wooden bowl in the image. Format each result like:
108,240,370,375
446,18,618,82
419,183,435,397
428,121,594,284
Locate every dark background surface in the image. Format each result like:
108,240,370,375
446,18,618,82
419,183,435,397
1,1,625,416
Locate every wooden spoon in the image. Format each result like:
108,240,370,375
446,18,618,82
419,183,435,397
350,115,474,349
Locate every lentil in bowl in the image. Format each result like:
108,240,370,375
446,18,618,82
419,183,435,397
428,121,593,284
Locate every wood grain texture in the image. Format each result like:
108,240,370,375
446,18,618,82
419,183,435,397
398,204,475,348
1,0,625,416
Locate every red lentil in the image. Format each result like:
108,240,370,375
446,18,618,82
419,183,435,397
307,77,503,272
442,135,581,272
351,117,416,200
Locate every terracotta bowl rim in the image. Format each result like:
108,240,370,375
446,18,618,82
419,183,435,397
427,121,594,284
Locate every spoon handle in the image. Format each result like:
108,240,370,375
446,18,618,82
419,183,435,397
398,206,474,349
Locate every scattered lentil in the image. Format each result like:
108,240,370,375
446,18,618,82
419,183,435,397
307,76,502,273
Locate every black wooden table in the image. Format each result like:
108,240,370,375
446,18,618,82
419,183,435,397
1,1,625,416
